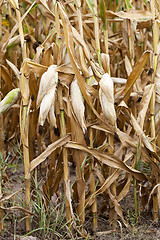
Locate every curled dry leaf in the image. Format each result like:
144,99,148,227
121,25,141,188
29,134,71,173
65,141,147,181
137,84,154,129
101,53,110,74
105,10,152,21
119,101,160,162
122,51,150,103
6,59,20,81
1,65,15,90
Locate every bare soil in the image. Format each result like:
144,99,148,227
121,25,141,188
0,160,159,240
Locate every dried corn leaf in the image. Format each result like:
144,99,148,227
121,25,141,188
0,206,36,217
26,60,48,75
41,47,54,67
36,0,55,21
137,84,154,129
117,175,132,202
122,51,150,103
57,66,75,75
94,169,130,228
64,180,75,221
71,25,91,62
29,134,71,173
125,55,132,76
93,168,121,198
131,113,160,162
116,128,138,149
6,59,20,81
58,3,109,130
1,65,15,89
65,142,147,181
106,10,152,21
91,123,113,135
108,189,130,228
0,189,21,202
119,101,160,162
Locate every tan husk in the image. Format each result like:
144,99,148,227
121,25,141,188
99,73,116,126
70,79,87,134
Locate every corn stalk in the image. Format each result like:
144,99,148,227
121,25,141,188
150,2,158,220
19,62,31,231
88,113,97,232
58,84,72,225
108,134,117,229
0,5,4,230
0,66,4,231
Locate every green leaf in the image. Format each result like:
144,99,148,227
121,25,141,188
86,0,95,14
0,88,20,114
125,0,133,10
99,0,105,28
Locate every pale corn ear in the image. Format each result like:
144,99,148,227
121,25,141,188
0,88,20,114
37,65,58,108
70,79,87,134
99,73,116,125
48,97,57,128
99,73,114,102
48,100,60,136
101,53,110,73
38,85,57,129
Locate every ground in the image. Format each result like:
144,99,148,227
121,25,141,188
0,159,159,240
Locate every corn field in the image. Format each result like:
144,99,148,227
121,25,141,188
0,0,160,239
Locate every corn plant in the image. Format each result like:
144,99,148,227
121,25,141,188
0,0,160,237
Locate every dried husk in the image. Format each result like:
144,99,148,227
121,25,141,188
36,64,58,128
48,94,57,128
38,85,57,127
101,53,110,73
99,73,116,126
36,65,58,108
70,79,87,134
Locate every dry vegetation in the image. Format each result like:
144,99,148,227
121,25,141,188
0,0,160,239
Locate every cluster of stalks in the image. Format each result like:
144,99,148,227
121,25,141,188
1,0,160,237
